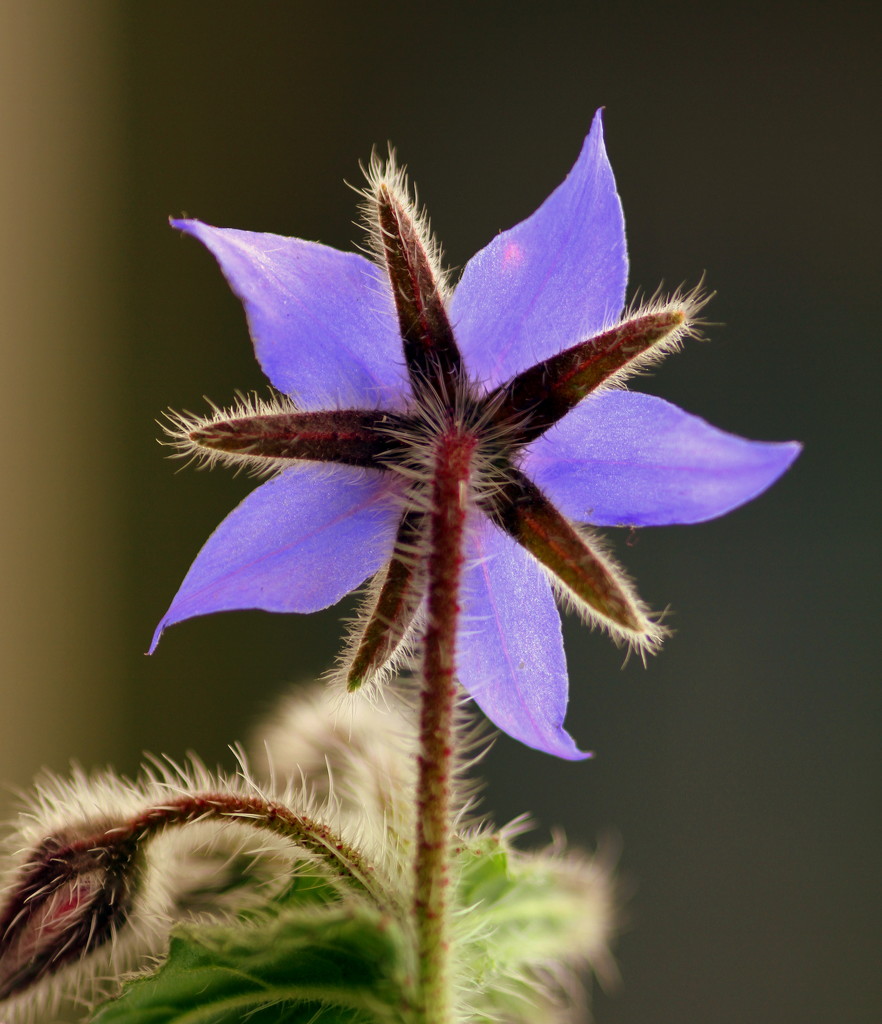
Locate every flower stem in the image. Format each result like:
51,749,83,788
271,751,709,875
414,428,475,1023
0,792,394,1003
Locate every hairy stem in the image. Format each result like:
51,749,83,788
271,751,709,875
415,428,475,1023
0,791,395,1003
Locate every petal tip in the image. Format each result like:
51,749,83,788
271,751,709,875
752,437,803,492
534,727,594,761
510,713,593,761
170,216,208,238
146,620,164,655
780,439,803,466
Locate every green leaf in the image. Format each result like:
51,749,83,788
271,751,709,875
265,870,345,912
455,835,514,907
453,833,613,1023
91,904,412,1024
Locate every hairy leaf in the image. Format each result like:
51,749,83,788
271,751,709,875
91,904,411,1024
453,835,614,1023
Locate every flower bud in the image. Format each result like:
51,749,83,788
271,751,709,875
0,829,135,1002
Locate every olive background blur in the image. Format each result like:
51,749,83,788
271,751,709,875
1,3,878,1023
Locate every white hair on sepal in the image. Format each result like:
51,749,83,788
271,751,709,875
542,523,669,662
351,145,453,301
620,277,713,336
595,278,713,394
375,374,519,516
328,585,425,704
160,392,411,515
319,502,429,704
159,389,298,477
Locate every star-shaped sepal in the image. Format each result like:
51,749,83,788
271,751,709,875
154,111,800,760
163,175,686,704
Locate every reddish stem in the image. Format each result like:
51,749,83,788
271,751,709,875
415,427,476,1023
0,791,393,1003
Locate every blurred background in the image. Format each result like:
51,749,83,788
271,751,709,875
1,2,878,1022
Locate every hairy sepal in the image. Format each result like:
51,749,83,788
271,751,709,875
359,151,463,402
163,393,405,476
488,470,664,654
341,512,426,694
490,286,707,444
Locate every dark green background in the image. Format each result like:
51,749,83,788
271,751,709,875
5,3,880,1023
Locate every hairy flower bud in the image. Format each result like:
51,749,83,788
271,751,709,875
0,752,390,1021
0,829,136,1002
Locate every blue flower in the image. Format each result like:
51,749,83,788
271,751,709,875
152,111,800,759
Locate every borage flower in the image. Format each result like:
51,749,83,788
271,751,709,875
152,110,799,759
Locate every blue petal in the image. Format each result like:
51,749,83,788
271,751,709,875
449,110,627,390
173,220,409,410
456,516,591,760
150,466,400,651
522,391,802,526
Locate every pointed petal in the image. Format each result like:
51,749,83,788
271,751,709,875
173,220,409,410
449,110,627,389
150,466,400,651
456,516,590,760
523,391,802,526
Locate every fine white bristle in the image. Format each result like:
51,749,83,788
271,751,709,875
160,390,298,477
594,279,712,393
352,147,453,302
544,523,669,661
